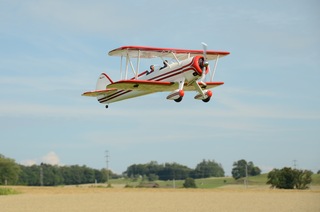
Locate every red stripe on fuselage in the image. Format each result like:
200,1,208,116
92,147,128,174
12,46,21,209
98,90,131,103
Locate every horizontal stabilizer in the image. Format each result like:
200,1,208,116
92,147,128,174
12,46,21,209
82,88,118,97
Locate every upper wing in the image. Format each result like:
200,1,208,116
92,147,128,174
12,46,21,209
108,46,230,61
107,80,179,92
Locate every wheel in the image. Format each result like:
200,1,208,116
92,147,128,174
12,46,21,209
105,105,109,109
202,97,211,103
174,96,183,102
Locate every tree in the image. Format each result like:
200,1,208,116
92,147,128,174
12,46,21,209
183,178,197,188
124,161,163,181
193,159,225,178
231,159,261,180
145,161,162,178
267,167,312,189
0,154,21,185
267,167,295,189
247,161,261,176
18,165,40,185
158,163,192,180
148,173,159,181
125,164,149,178
41,164,64,186
294,169,312,189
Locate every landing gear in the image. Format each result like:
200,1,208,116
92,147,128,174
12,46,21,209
202,97,211,103
105,105,109,109
174,96,183,102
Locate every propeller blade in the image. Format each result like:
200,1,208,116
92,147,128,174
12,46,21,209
200,42,208,82
201,42,208,60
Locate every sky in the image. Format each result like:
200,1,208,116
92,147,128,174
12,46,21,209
1,0,319,175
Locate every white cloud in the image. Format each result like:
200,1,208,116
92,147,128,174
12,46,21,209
42,151,60,165
20,152,61,166
20,159,37,166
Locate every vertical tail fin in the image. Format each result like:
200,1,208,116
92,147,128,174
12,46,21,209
96,73,113,90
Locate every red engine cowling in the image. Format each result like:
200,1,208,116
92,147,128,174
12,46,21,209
192,56,209,76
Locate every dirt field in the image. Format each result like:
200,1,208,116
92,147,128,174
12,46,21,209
1,186,319,212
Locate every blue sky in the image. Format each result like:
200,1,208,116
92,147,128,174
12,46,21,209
1,0,319,175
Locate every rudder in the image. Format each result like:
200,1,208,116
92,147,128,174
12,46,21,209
96,73,113,90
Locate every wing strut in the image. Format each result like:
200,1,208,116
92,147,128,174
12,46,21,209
171,52,180,64
120,55,123,79
127,56,138,79
135,50,140,79
210,55,220,82
125,52,129,79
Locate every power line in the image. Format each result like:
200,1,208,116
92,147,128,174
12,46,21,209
105,150,109,183
40,163,43,186
293,159,297,169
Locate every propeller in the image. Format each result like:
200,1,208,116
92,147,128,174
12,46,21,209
193,42,210,99
200,42,209,84
202,42,207,60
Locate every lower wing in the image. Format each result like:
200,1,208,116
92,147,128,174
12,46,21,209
107,80,179,92
82,81,223,97
184,82,224,91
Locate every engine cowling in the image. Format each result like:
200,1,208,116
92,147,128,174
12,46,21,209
192,56,209,76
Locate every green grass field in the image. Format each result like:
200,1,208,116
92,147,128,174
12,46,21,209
311,174,320,185
0,187,19,195
108,174,320,189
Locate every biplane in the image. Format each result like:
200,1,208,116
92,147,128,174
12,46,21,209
82,43,230,108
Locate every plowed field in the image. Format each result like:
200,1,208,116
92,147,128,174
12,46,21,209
1,186,319,212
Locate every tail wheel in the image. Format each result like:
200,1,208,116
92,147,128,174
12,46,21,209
174,96,183,103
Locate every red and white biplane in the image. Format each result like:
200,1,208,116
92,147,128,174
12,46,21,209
82,44,230,108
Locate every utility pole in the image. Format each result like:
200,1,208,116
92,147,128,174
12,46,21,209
293,159,297,169
245,164,248,189
40,163,43,186
105,150,109,183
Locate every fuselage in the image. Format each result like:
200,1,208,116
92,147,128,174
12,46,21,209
97,56,205,104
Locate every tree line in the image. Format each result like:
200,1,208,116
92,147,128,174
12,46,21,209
1,154,229,185
124,160,225,181
0,154,117,186
1,153,261,186
18,164,117,186
2,153,315,189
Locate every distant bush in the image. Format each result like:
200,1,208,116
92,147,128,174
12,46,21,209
267,167,312,189
183,178,197,188
124,184,134,188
